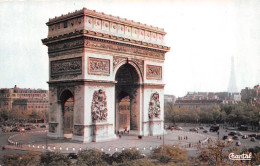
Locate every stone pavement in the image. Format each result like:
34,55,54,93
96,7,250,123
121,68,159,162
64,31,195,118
6,130,208,154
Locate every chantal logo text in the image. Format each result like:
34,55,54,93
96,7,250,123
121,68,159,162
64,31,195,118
228,153,252,161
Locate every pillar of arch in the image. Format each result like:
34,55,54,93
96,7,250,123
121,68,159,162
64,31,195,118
42,8,170,142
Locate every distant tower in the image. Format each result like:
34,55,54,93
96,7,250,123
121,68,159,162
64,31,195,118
228,56,238,93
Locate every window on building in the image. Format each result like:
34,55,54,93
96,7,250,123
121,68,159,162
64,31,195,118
64,21,68,28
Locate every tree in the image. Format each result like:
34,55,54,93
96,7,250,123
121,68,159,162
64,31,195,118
3,151,41,166
76,148,109,166
40,152,71,166
152,145,188,164
0,108,9,122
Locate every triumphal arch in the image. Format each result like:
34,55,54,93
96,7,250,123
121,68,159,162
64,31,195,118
42,8,170,142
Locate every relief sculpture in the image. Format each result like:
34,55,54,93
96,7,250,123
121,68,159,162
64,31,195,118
148,92,161,119
146,65,162,80
91,89,108,121
88,57,110,75
51,57,82,79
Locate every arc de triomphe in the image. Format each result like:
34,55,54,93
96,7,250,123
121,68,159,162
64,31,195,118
42,8,170,142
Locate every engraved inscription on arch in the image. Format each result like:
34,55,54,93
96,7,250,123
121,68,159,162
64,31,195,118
51,57,82,79
88,57,110,76
146,65,162,80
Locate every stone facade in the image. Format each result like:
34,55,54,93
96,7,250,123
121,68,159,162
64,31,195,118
0,85,48,111
42,8,170,142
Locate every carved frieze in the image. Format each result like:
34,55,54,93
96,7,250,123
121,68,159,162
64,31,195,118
51,57,82,79
74,125,84,136
88,57,110,76
49,123,58,133
148,92,161,119
48,39,84,53
146,65,162,80
91,89,108,122
46,37,165,60
85,39,165,60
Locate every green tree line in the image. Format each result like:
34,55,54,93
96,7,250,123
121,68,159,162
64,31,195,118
165,102,259,128
0,108,48,123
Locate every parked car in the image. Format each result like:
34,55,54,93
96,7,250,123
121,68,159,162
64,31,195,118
237,132,243,136
249,134,257,138
10,127,20,132
25,127,31,131
203,130,208,133
250,137,256,142
175,126,183,130
226,138,233,143
228,131,237,136
242,135,248,139
40,125,46,128
223,135,228,140
190,128,198,132
235,141,241,146
232,136,239,140
210,125,219,132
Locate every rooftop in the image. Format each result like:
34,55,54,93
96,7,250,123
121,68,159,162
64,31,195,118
47,8,166,34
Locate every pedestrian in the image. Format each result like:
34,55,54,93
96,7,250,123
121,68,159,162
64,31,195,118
186,136,188,140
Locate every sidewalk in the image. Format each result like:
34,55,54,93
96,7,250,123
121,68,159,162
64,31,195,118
7,130,208,154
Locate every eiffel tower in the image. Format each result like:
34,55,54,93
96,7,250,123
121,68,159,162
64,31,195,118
228,56,238,93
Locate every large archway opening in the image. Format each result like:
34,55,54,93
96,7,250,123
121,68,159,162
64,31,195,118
60,90,74,139
115,63,141,134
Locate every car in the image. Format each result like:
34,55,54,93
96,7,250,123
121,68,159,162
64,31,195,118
203,130,208,133
237,132,243,136
10,127,20,132
25,127,31,131
199,126,205,130
250,137,256,142
228,131,237,136
235,141,241,146
189,128,198,132
256,135,260,140
222,135,228,140
232,136,239,140
175,126,183,130
67,153,78,159
226,138,233,143
210,125,219,132
249,134,257,138
40,125,46,128
242,135,248,139
227,127,236,130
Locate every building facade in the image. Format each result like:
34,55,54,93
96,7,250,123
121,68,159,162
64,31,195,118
241,84,260,105
174,91,241,109
42,8,170,142
0,85,48,111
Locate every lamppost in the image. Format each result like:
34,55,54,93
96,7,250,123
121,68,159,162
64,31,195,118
45,129,48,150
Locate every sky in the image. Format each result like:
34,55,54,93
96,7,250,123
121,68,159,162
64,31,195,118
0,0,259,97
